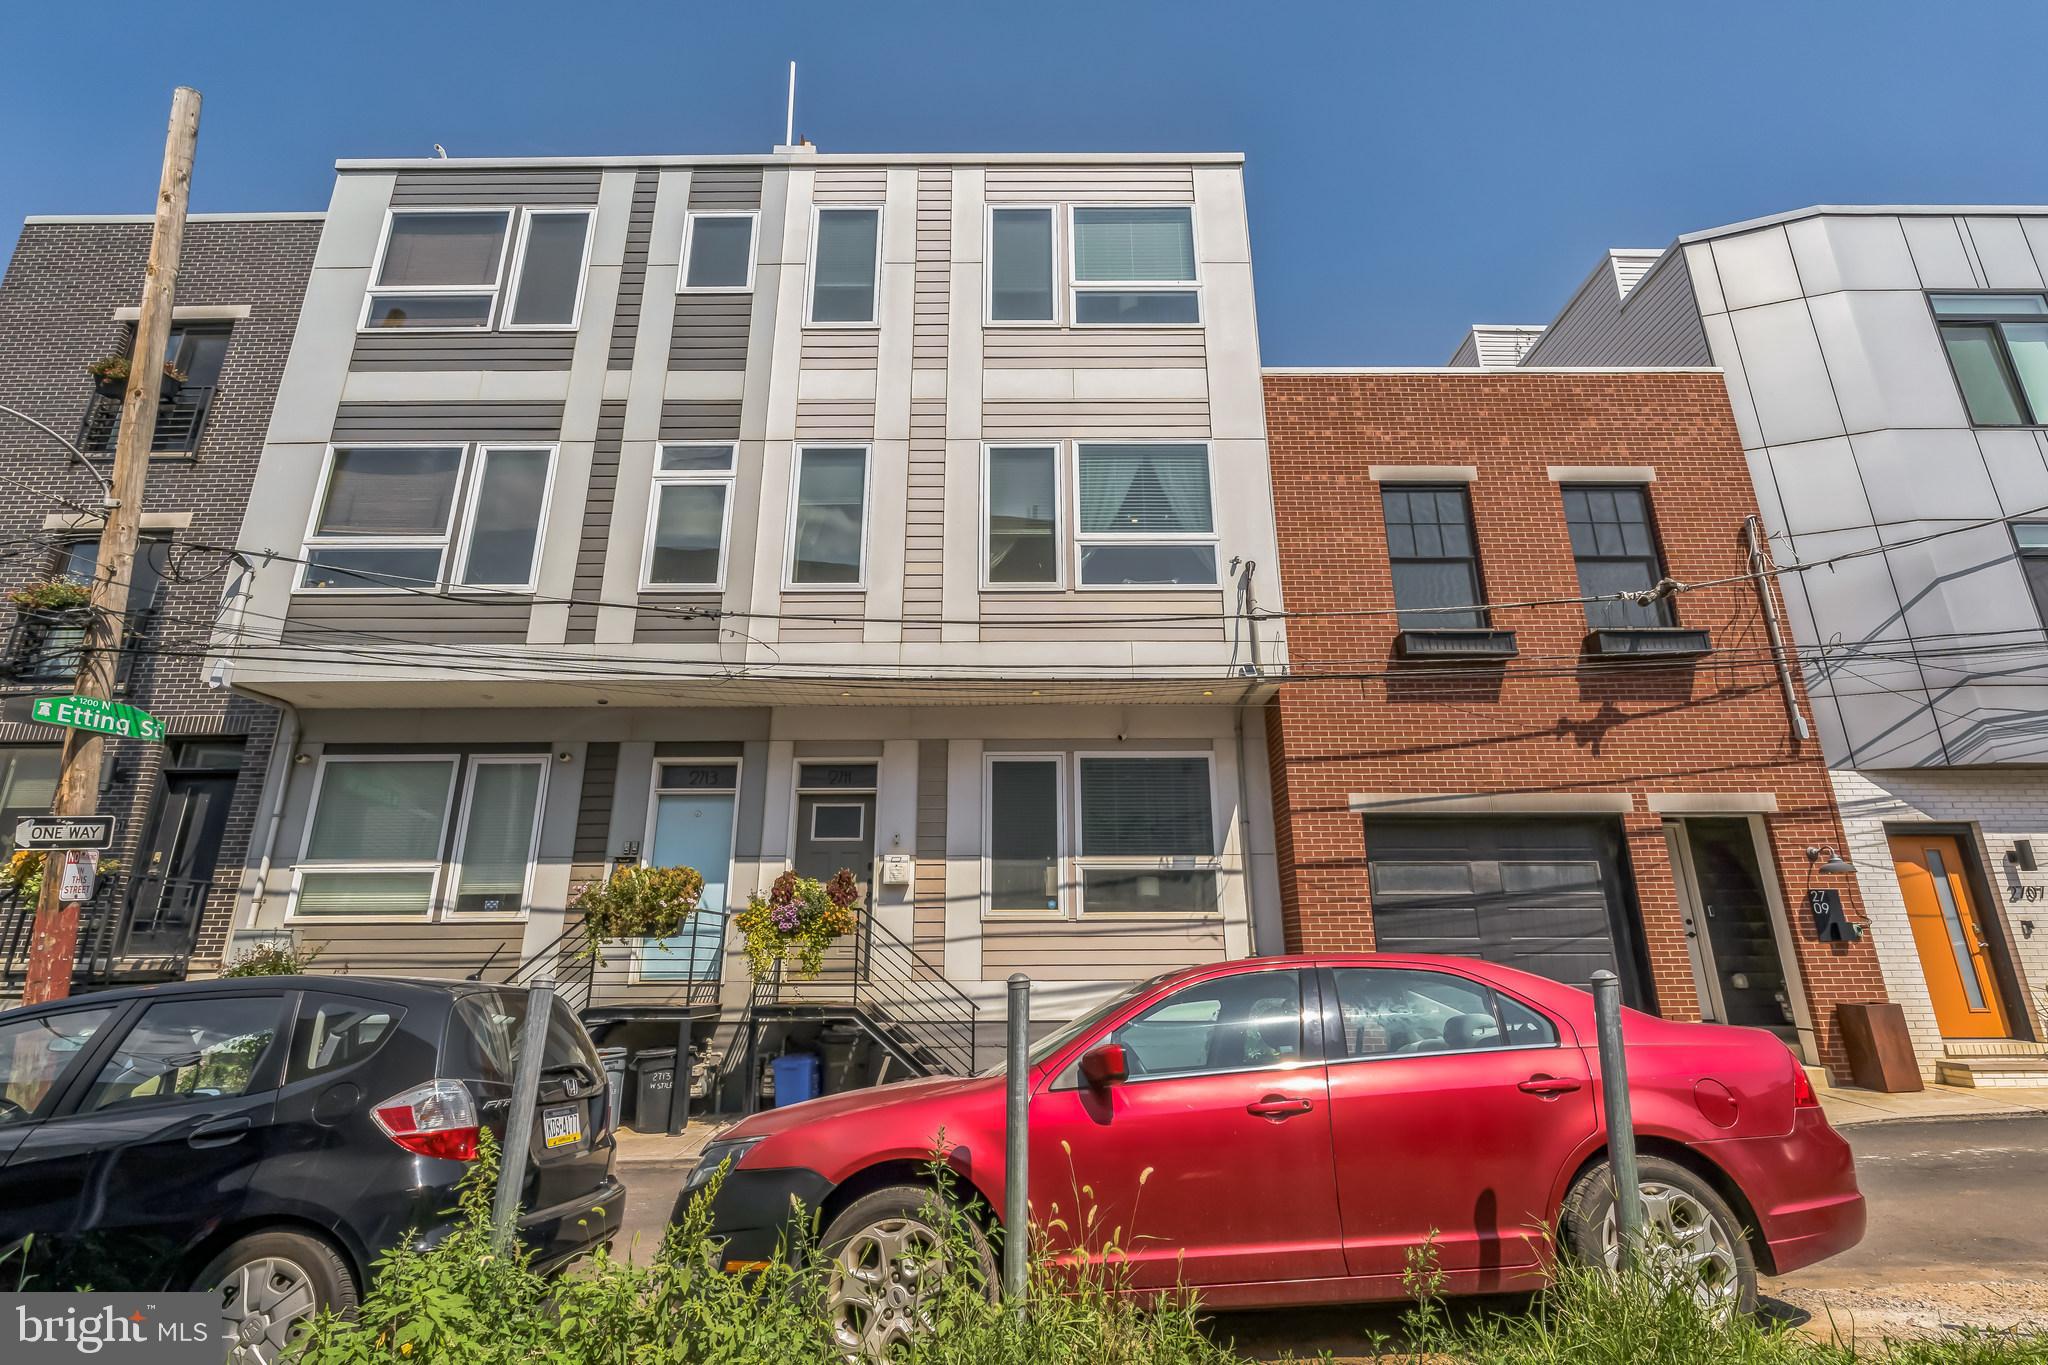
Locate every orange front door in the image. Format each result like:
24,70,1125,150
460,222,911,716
1887,834,2010,1039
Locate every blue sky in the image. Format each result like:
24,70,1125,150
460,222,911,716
7,1,2046,363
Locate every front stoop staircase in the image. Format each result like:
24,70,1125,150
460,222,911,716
1936,1038,2048,1088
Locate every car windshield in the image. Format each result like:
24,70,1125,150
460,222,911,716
977,972,1173,1077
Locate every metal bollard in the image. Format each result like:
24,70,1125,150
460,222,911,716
1590,969,1643,1269
1003,974,1030,1310
494,980,555,1249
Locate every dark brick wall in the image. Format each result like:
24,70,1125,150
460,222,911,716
1261,371,1888,1078
0,216,320,968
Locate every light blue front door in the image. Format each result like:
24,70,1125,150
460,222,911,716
638,791,736,980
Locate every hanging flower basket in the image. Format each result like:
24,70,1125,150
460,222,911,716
8,579,94,614
734,868,861,981
85,354,185,399
571,864,705,961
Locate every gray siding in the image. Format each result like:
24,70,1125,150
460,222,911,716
686,168,763,210
980,916,1225,980
633,599,721,643
389,169,603,206
982,166,1195,202
904,396,945,639
913,169,950,371
670,294,750,370
350,330,575,372
1522,253,1711,367
607,171,660,370
330,401,565,442
295,919,524,978
1448,332,1482,366
778,593,865,642
659,400,743,440
281,595,534,646
801,330,880,368
982,398,1209,440
573,741,620,884
566,401,625,644
979,592,1228,642
913,739,947,972
984,328,1206,369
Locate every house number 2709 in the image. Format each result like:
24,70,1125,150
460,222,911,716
2009,883,2044,903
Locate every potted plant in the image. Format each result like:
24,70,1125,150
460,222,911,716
8,579,94,615
570,863,706,961
1,851,121,902
733,868,861,981
85,354,186,400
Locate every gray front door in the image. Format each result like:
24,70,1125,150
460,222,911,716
793,793,876,906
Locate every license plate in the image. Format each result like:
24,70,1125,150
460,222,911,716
542,1105,581,1150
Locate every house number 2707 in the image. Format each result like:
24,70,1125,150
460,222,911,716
2009,883,2044,903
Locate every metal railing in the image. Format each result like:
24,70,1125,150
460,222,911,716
1,606,156,691
79,384,215,455
757,910,980,1077
0,874,180,991
120,874,214,958
498,917,726,1016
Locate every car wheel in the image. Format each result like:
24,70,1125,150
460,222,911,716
196,1229,358,1365
1560,1154,1757,1316
819,1184,995,1360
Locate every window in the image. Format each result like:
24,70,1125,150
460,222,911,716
680,212,758,291
1931,293,2048,426
1330,967,1556,1059
1382,486,1485,629
1076,755,1218,915
989,207,1056,322
83,996,283,1111
364,207,592,331
988,757,1062,913
809,803,866,842
449,757,546,916
286,995,403,1083
1107,971,1303,1079
0,747,61,856
448,991,600,1090
0,1006,114,1125
294,757,458,918
809,207,881,325
2019,524,2048,626
984,445,1061,585
1070,206,1199,325
1075,443,1216,586
300,444,556,592
643,444,735,589
788,446,870,587
1562,485,1674,629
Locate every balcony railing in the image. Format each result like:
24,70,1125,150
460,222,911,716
1,606,154,692
79,383,216,456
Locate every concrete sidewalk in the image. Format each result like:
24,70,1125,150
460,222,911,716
1821,1082,2048,1126
611,1121,734,1167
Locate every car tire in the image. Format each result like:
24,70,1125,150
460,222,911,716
195,1229,358,1365
819,1183,996,1359
1559,1154,1758,1316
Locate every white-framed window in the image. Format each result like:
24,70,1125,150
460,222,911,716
786,445,871,589
447,756,548,917
807,206,882,326
1069,205,1200,326
298,443,557,594
809,802,867,842
982,443,1063,587
642,443,736,590
361,207,593,332
987,205,1058,324
1073,441,1217,588
1074,753,1220,916
984,754,1065,916
679,211,759,292
291,755,461,921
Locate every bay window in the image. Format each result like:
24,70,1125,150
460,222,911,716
363,207,592,331
1070,206,1199,325
643,444,735,589
988,206,1056,323
809,207,881,325
1075,442,1217,586
300,443,556,593
984,445,1060,585
787,445,870,587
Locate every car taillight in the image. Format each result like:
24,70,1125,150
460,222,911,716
371,1079,481,1160
1790,1054,1819,1108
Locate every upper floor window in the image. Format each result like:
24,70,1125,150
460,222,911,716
808,207,881,326
1382,486,1486,629
1562,484,1673,629
984,444,1061,586
1075,442,1216,587
1932,293,2048,426
83,322,231,456
1070,206,1199,326
643,444,736,590
362,207,593,332
988,207,1056,323
2014,522,2048,626
679,212,758,292
0,745,60,859
787,445,870,587
299,444,556,593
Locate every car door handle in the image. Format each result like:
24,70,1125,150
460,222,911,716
1246,1096,1313,1120
187,1117,253,1149
1518,1076,1583,1097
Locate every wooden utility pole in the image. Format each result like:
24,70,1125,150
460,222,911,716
22,87,201,1005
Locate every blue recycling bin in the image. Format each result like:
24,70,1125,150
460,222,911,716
771,1053,821,1107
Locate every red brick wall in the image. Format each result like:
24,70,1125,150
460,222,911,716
1262,371,1886,1078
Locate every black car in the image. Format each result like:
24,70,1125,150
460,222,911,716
0,975,624,1362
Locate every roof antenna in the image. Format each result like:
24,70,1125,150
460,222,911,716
784,61,796,147
432,143,448,159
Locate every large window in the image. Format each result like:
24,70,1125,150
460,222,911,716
787,445,870,587
1076,755,1218,915
643,444,735,589
679,212,758,292
1070,206,1199,325
989,207,1056,323
300,444,555,593
1075,443,1216,587
809,207,881,325
295,757,458,918
1381,485,1486,629
984,445,1060,585
363,208,592,331
2015,523,2048,627
988,757,1063,914
449,757,547,916
1562,484,1674,629
1932,293,2048,426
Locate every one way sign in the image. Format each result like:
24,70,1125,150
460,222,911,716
13,816,116,851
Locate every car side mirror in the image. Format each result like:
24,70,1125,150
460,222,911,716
1079,1043,1127,1089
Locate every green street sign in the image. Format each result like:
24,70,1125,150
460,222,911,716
31,694,165,742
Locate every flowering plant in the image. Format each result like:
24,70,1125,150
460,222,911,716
733,868,861,981
572,864,706,961
2,851,121,902
8,579,94,613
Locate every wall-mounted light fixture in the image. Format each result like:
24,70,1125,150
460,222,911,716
557,751,575,763
1806,844,1854,875
2008,840,2038,872
293,752,311,766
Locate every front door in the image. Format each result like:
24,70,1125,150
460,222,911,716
639,762,740,981
794,793,877,904
123,769,237,957
1889,833,2010,1038
1665,818,1799,1044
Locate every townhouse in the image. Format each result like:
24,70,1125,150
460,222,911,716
217,146,1286,1087
1487,208,2048,1083
0,213,318,993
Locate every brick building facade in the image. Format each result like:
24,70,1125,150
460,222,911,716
0,213,320,985
1261,368,1888,1079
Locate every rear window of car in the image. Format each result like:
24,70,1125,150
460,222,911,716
447,991,601,1086
286,994,406,1083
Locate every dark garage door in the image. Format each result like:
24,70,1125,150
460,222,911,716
1361,817,1652,1006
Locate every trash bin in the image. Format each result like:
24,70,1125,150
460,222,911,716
1835,1002,1924,1093
817,1027,861,1095
595,1046,628,1128
630,1048,679,1132
772,1052,821,1107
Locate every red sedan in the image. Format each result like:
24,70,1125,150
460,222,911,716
680,955,1863,1353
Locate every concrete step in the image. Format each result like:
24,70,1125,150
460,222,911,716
1936,1057,2048,1088
1945,1038,2048,1060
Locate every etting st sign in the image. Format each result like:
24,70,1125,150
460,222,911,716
30,694,164,742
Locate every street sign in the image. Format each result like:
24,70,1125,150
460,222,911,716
13,816,116,851
30,694,164,742
58,850,98,903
